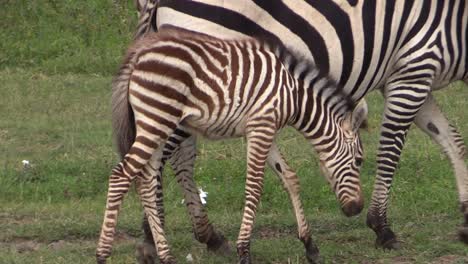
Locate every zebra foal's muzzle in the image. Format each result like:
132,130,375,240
341,193,364,217
338,180,364,217
319,160,364,217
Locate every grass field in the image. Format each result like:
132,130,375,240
1,1,468,263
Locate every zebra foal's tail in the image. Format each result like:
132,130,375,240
111,49,138,159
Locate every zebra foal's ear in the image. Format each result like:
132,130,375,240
349,99,368,133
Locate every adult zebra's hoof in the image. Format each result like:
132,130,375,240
458,226,468,244
375,237,401,250
206,232,232,255
304,237,321,264
374,229,401,250
306,251,321,264
136,241,158,264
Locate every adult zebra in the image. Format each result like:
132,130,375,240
100,26,367,263
123,0,468,260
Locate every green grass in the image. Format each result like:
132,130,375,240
1,1,468,263
0,0,136,75
1,68,467,263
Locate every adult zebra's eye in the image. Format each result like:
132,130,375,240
355,157,363,166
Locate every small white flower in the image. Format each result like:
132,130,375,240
198,188,208,205
186,253,193,262
22,160,31,169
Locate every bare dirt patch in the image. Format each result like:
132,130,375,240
1,231,137,254
430,255,468,264
255,226,295,239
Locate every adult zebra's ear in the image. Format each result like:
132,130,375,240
346,99,369,133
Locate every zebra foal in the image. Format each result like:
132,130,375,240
97,26,367,263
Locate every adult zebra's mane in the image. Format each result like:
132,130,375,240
258,35,356,114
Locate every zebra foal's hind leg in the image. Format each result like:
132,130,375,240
137,156,167,264
414,94,468,244
267,143,320,264
136,148,177,264
137,130,230,264
97,117,179,263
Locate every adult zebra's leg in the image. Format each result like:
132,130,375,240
169,134,230,253
267,143,320,264
414,94,468,243
366,76,431,250
237,124,275,264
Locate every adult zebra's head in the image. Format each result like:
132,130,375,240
317,100,367,217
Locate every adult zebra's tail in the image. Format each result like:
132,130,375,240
111,49,138,159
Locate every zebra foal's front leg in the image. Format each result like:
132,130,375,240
267,143,320,264
413,94,468,243
237,123,275,264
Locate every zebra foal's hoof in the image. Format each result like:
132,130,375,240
160,256,177,264
458,226,468,244
136,241,158,264
96,256,107,264
238,254,251,264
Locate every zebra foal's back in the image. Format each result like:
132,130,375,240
127,28,289,139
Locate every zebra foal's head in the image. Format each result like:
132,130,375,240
316,99,367,217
